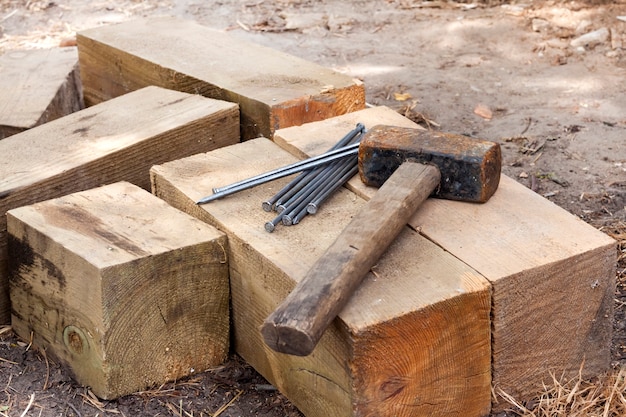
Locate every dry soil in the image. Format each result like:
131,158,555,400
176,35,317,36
0,1,625,416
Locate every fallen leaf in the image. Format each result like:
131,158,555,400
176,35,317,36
394,92,412,101
59,37,77,47
474,103,493,119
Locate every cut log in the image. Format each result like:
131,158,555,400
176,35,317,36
0,85,239,324
272,108,618,412
76,16,365,140
0,47,83,139
7,182,229,399
150,106,493,416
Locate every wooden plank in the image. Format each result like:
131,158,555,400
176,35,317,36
7,182,229,399
76,16,365,140
150,106,493,416
0,85,239,324
0,47,83,139
273,108,618,410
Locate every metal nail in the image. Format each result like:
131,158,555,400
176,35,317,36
197,144,359,204
307,164,358,214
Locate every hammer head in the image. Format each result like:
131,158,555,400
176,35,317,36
358,125,501,203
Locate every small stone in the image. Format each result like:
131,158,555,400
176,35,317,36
570,27,609,49
532,18,551,32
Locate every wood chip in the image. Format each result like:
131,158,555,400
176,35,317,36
473,103,493,119
394,92,412,101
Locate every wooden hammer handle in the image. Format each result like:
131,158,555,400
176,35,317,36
261,162,442,356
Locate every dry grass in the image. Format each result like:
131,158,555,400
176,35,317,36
497,220,626,417
498,365,626,417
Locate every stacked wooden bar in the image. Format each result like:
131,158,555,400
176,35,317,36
0,47,83,139
151,106,494,416
151,106,616,416
8,182,229,399
76,17,365,140
274,110,617,411
1,14,616,415
0,86,239,324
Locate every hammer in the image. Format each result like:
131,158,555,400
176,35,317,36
261,125,501,356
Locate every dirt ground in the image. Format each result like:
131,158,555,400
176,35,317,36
0,0,625,416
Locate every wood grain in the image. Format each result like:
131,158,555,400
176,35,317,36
0,86,239,324
262,162,441,356
150,106,493,416
274,107,617,411
77,16,365,139
7,182,229,399
0,47,83,139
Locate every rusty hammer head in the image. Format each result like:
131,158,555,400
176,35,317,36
358,125,502,203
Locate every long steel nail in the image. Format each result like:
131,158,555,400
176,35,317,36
197,145,358,204
265,213,284,233
260,123,365,211
272,165,326,210
279,159,347,224
261,171,308,212
307,164,358,214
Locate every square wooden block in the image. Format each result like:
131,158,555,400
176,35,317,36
7,182,229,399
0,85,239,324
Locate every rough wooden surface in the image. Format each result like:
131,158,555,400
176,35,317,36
7,182,229,399
410,176,616,409
76,16,365,139
0,47,83,139
261,162,441,356
150,106,492,417
0,86,239,324
273,107,618,411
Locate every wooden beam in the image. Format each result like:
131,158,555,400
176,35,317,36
76,16,365,140
0,86,239,324
0,47,83,139
8,182,229,399
411,177,616,410
272,108,618,411
150,106,493,417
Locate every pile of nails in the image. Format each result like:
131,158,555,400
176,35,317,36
263,123,365,232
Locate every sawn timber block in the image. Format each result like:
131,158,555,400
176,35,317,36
272,108,618,412
7,182,229,399
76,16,365,140
150,106,493,417
0,85,239,324
0,47,83,139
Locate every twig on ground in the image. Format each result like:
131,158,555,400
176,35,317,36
0,356,17,365
212,390,243,417
19,393,35,417
64,400,82,417
25,331,33,352
40,349,49,391
80,389,120,414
